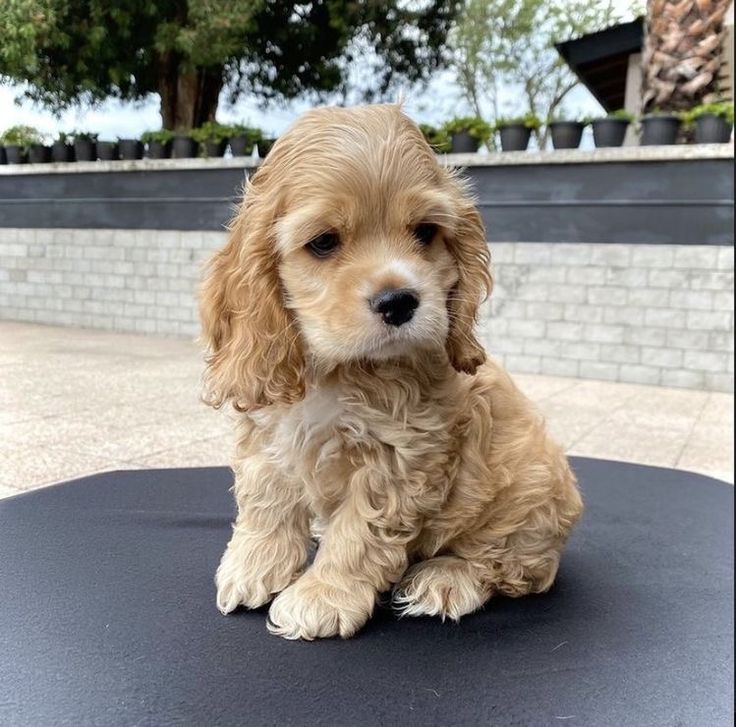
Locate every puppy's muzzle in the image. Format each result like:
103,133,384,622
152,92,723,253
370,288,420,327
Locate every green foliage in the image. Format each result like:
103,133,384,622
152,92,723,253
0,125,44,148
450,0,629,146
191,121,232,144
418,124,450,152
0,0,457,125
681,102,735,127
227,124,262,142
441,116,493,141
641,109,683,120
495,113,542,131
606,109,635,122
69,130,98,142
140,129,175,144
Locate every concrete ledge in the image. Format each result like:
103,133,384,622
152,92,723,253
0,143,732,175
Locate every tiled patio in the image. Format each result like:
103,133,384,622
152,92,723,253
0,320,733,499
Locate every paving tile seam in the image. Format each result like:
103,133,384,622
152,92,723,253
673,393,716,469
563,387,648,453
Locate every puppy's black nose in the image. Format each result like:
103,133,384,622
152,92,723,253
370,288,420,327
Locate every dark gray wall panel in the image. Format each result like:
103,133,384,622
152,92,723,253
0,159,733,244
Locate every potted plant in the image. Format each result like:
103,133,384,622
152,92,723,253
96,140,119,161
0,146,6,165
118,137,144,160
192,121,231,157
227,124,262,156
441,117,492,153
589,109,633,147
28,143,52,164
141,129,174,158
72,131,98,161
548,116,587,149
0,125,43,164
640,110,681,145
52,132,75,162
172,129,197,158
683,101,734,144
256,137,277,158
418,123,451,153
495,114,541,152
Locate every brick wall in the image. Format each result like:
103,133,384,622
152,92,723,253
0,228,733,391
482,242,734,392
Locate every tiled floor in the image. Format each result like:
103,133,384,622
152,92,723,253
1,321,733,499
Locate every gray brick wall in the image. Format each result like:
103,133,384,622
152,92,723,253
0,229,733,392
482,242,734,391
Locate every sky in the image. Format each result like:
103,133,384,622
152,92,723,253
0,1,641,143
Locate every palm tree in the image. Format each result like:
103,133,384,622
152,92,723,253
642,0,731,112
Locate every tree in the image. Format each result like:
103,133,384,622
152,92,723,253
0,0,456,129
642,0,731,113
449,0,632,147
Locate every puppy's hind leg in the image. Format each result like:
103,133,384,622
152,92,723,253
391,555,492,622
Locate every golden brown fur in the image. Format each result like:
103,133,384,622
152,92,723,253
200,104,583,640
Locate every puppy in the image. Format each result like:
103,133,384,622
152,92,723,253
200,104,582,640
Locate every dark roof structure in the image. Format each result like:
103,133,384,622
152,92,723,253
555,17,644,112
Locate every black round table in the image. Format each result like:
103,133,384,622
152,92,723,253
1,458,733,726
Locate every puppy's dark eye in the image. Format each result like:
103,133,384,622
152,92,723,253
306,232,340,258
413,223,438,246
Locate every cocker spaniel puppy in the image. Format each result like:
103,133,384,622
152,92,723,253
200,104,582,640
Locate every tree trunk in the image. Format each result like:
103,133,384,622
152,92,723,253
158,54,224,130
642,0,730,113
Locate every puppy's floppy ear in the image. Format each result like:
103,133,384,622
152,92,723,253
199,176,305,411
445,189,493,375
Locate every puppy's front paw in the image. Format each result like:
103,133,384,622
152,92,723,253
215,535,306,614
392,556,489,622
267,572,375,640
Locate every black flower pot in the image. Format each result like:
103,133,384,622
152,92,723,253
146,141,171,159
694,114,732,144
203,140,226,157
257,138,276,158
640,115,681,145
549,121,584,149
172,136,198,158
450,131,479,154
591,118,629,147
0,147,6,165
118,139,143,160
74,139,96,161
498,124,531,152
52,142,75,162
4,145,27,164
229,135,253,156
96,141,119,161
28,144,51,164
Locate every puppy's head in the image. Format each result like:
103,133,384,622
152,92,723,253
201,104,491,411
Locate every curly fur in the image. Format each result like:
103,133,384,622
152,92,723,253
200,104,583,640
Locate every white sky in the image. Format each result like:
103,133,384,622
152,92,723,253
0,0,641,141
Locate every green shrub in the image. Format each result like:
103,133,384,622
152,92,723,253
419,123,451,152
0,125,44,149
141,129,175,144
495,113,542,131
69,130,98,142
681,101,734,127
228,123,263,142
191,121,232,144
440,116,493,143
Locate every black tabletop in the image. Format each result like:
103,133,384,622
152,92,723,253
1,458,733,727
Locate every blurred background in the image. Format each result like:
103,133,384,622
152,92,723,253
0,0,733,496
2,0,649,143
